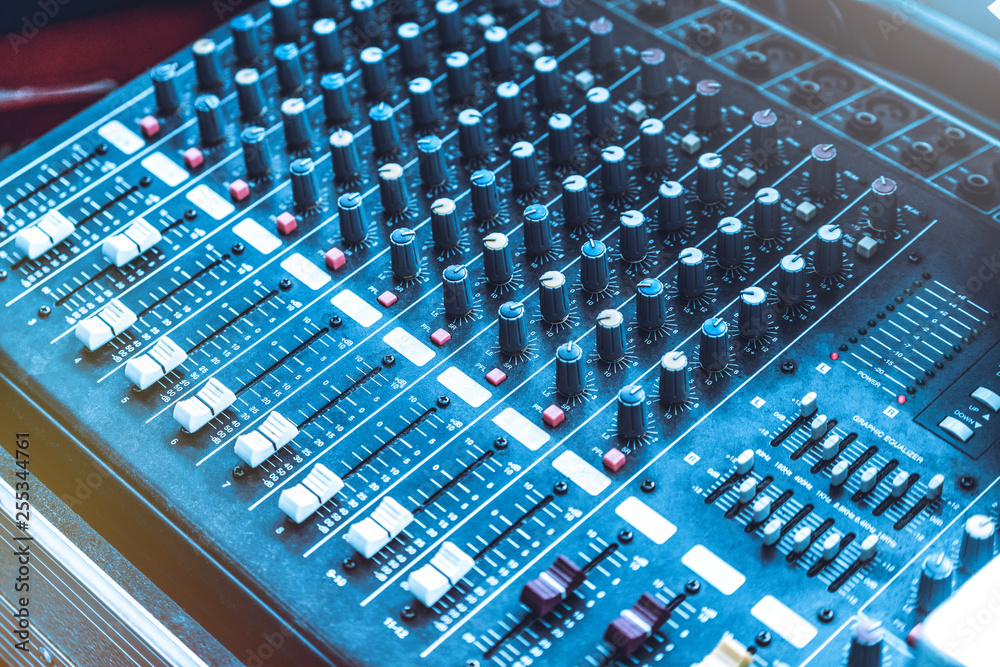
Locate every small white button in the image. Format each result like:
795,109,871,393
939,416,974,443
972,387,1000,412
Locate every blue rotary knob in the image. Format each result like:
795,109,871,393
417,135,448,187
431,198,461,250
241,126,272,179
230,15,262,64
619,210,648,263
275,43,305,93
600,145,629,196
435,0,462,47
659,351,689,404
738,286,768,339
313,18,344,70
484,232,514,284
777,254,806,306
459,108,488,160
808,144,838,197
639,118,668,171
269,0,300,41
596,309,627,362
408,77,439,127
369,102,400,154
715,217,744,269
397,22,426,72
360,46,390,97
320,73,352,124
586,87,611,137
581,239,610,293
442,265,474,316
446,52,474,102
562,175,592,227
151,63,181,115
656,181,686,233
636,278,667,330
235,68,266,119
485,26,513,73
548,113,574,164
556,342,585,396
281,98,312,149
390,228,421,280
523,204,553,255
539,271,570,324
677,247,707,300
699,317,730,372
534,56,563,108
338,192,368,244
497,82,524,133
330,129,361,182
499,302,529,354
472,169,501,220
195,94,226,146
617,385,647,439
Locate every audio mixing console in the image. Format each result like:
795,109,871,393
1,0,1000,665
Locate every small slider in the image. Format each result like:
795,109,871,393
408,542,475,607
102,217,163,267
520,555,585,616
234,411,299,467
124,336,187,390
15,210,75,259
346,496,414,557
278,464,344,523
693,636,752,667
603,593,671,657
75,299,137,350
173,378,236,432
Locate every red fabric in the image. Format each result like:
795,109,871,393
0,2,222,148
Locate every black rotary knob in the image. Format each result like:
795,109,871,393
431,198,461,250
696,152,724,204
588,17,615,70
538,0,567,41
916,553,954,614
556,342,585,396
442,265,474,316
656,181,686,233
659,351,689,405
808,144,838,197
619,210,648,263
390,228,421,280
360,46,390,97
193,38,223,89
715,217,744,269
699,317,729,372
524,204,553,255
446,52,474,102
290,158,320,210
281,98,312,149
562,175,592,228
230,15,262,64
777,254,806,307
338,192,368,244
458,109,488,160
750,109,779,159
499,302,529,355
408,78,439,127
151,63,181,115
617,385,647,439
548,113,574,164
867,177,898,232
511,141,540,192
814,224,843,277
753,187,782,239
846,617,884,667
195,94,226,146
417,135,448,187
435,0,461,48
694,79,722,130
581,239,610,293
397,23,426,73
586,87,611,137
320,73,352,124
539,271,570,324
959,515,996,574
640,48,668,98
738,286,768,339
484,232,514,284
534,56,563,109
636,278,667,330
677,247,706,300
236,69,267,120
369,102,401,154
485,26,513,73
241,126,272,179
378,163,409,215
601,145,629,197
497,82,524,133
270,0,300,41
330,129,361,182
639,118,669,172
275,43,305,94
596,309,627,362
313,19,344,70
472,169,501,220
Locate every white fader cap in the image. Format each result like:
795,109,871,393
278,464,344,524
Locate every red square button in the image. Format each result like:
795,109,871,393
603,448,626,472
485,368,507,386
377,291,398,307
324,248,346,270
430,329,451,346
229,179,250,202
139,115,160,138
276,212,297,235
183,147,204,170
542,405,565,427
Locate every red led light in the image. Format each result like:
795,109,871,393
829,352,839,360
897,395,907,405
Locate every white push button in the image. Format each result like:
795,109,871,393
972,387,1000,413
939,416,974,443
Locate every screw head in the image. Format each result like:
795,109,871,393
907,252,921,264
343,557,356,570
618,529,633,544
279,278,293,290
755,631,772,647
37,305,51,318
382,354,396,367
328,315,342,328
817,608,835,623
494,437,508,450
400,605,416,621
184,208,198,221
139,175,153,187
437,395,451,407
684,579,701,594
959,474,977,491
553,480,568,495
0,269,7,281
231,242,245,255
780,359,796,374
95,143,110,155
232,464,246,479
640,479,656,493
